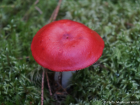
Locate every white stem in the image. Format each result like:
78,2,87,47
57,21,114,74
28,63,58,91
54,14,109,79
54,71,76,88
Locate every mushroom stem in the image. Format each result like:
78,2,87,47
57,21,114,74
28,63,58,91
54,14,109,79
54,71,76,88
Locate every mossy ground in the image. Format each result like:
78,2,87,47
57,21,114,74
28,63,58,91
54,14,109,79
0,0,140,105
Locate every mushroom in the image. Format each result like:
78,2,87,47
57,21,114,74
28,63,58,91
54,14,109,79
31,19,104,88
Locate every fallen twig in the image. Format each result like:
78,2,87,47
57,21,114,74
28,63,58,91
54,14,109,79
56,82,68,94
23,0,41,21
41,68,45,105
41,0,62,105
45,69,52,96
34,0,40,5
35,6,43,14
49,0,63,23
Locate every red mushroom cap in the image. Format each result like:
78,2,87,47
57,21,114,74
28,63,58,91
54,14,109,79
31,19,104,72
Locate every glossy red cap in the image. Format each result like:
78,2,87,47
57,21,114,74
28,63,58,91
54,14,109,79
31,19,104,71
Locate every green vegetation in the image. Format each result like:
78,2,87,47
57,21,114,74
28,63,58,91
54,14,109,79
0,0,140,105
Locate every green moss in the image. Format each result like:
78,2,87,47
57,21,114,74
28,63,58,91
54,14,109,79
0,0,140,104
